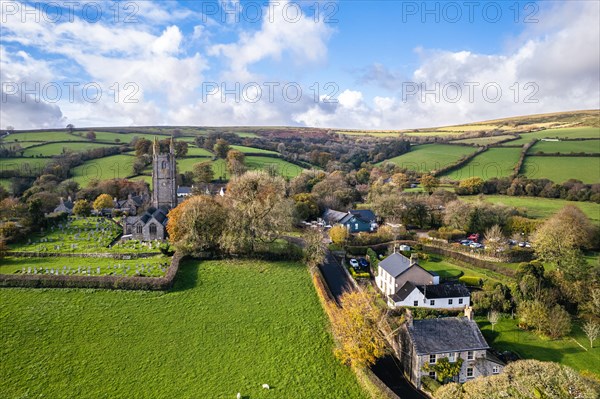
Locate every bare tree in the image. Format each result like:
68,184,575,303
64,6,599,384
484,224,504,254
488,310,500,332
583,320,600,349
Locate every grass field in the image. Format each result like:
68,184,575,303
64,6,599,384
0,178,10,189
523,156,600,184
0,141,45,149
0,255,170,277
70,154,137,185
0,157,52,175
3,131,80,142
477,316,599,376
185,146,213,157
177,156,303,180
451,135,517,145
380,144,477,172
443,147,521,180
230,145,278,154
460,195,600,222
419,254,506,283
529,140,600,154
510,127,600,145
0,259,369,399
22,142,121,157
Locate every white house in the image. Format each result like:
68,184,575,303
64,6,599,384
375,252,470,309
389,282,471,309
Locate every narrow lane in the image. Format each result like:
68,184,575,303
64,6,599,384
317,250,353,304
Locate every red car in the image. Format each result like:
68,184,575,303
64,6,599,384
468,233,480,242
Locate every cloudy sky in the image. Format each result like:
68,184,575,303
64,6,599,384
1,0,599,130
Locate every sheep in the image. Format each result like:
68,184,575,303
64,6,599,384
262,384,270,390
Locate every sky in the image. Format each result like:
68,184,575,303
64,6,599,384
1,0,599,130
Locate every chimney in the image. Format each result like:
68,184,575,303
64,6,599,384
59,197,64,205
410,253,418,266
67,196,72,202
464,306,474,321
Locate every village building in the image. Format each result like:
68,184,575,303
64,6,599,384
399,307,504,389
53,196,74,214
122,137,178,241
323,208,378,232
375,252,471,309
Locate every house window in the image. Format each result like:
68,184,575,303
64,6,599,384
467,351,474,360
448,352,456,362
149,224,157,236
162,161,167,169
428,371,436,379
355,223,359,230
136,225,142,234
459,298,464,305
429,354,436,364
493,366,499,374
448,299,453,305
467,368,474,378
413,300,419,307
430,299,435,306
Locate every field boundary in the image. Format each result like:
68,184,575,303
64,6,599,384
0,252,183,290
7,251,160,259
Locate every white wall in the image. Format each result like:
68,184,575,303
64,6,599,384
391,293,470,309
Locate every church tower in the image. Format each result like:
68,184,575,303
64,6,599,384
151,137,177,209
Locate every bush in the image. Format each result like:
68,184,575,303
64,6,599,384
366,248,379,268
349,267,370,279
430,227,466,241
459,276,482,287
420,376,441,394
346,246,368,256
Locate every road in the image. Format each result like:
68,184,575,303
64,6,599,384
317,250,427,399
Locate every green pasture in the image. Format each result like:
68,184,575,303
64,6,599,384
70,154,137,185
510,127,600,145
529,139,600,154
451,135,517,145
443,147,521,180
22,142,120,157
523,156,600,184
230,145,278,154
380,144,477,173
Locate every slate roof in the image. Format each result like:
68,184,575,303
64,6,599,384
378,253,414,278
177,186,192,195
408,317,489,355
350,209,376,223
416,283,470,299
323,209,349,224
391,281,418,302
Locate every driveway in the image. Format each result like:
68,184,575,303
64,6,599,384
317,250,354,304
371,355,428,399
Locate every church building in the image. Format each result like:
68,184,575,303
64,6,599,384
123,137,178,241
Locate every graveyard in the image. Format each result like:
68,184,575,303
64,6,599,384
5,216,171,278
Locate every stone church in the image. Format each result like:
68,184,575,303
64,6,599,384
123,137,177,241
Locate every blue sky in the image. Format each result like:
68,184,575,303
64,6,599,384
1,0,599,129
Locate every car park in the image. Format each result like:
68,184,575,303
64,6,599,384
349,259,359,268
358,258,369,268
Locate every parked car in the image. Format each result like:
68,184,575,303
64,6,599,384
358,258,369,268
470,242,484,249
460,239,473,246
349,259,359,268
468,233,480,242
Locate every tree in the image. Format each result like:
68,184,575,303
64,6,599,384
457,177,484,195
93,193,113,211
135,138,152,157
532,205,596,280
226,149,247,176
166,196,228,255
329,225,349,246
331,291,386,368
86,131,96,140
303,228,325,271
546,304,571,339
73,199,92,216
583,320,600,348
174,141,188,157
221,171,292,254
483,224,504,254
292,193,319,221
422,357,464,383
421,174,439,194
487,310,500,332
213,139,230,159
66,123,74,133
0,239,6,259
193,161,214,184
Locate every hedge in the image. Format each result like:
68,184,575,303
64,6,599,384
349,267,370,279
420,376,442,394
0,253,184,291
459,275,483,287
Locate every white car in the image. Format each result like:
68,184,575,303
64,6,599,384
470,242,484,249
349,259,359,268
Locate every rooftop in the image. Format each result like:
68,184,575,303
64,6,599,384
408,317,489,355
379,253,417,278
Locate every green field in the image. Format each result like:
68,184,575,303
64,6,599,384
230,145,278,154
70,154,137,185
452,135,517,145
523,156,600,184
460,195,600,222
419,254,506,283
177,156,303,180
0,255,170,277
0,178,10,189
529,140,600,154
477,316,599,375
3,131,80,142
90,131,165,143
0,259,368,398
380,144,477,172
0,158,52,175
443,147,521,180
22,142,120,157
0,141,45,149
185,146,213,157
510,127,600,145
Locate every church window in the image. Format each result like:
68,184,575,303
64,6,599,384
149,224,157,236
136,225,142,234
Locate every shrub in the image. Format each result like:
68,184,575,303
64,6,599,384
420,376,441,394
430,227,466,241
366,248,379,268
459,276,482,287
349,267,370,279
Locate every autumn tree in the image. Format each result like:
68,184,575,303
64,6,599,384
93,193,113,211
532,205,596,280
221,171,292,254
135,138,152,157
329,225,349,246
456,177,484,195
167,195,228,255
213,139,230,159
583,320,600,348
73,199,92,216
292,193,319,221
420,174,439,194
483,224,504,253
226,149,247,176
193,161,214,184
331,291,386,368
303,228,326,271
86,131,96,140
